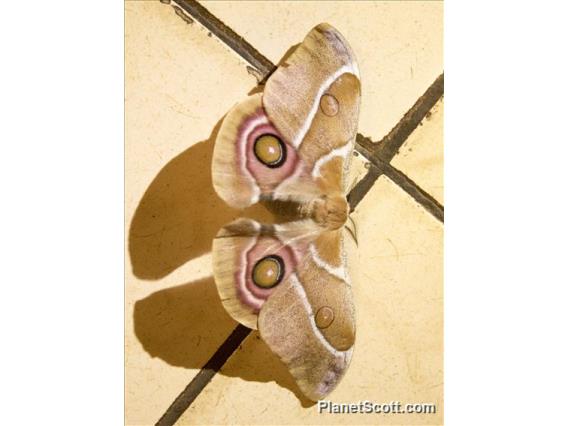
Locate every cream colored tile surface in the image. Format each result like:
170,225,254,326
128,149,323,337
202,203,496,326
202,0,443,141
125,2,265,424
179,176,443,425
392,99,444,203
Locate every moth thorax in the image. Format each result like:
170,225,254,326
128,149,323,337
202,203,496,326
311,194,349,230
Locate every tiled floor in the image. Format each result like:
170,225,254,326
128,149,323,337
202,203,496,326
125,1,443,425
392,99,444,204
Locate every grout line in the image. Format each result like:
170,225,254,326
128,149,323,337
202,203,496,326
347,166,384,211
384,164,444,222
169,0,275,80
363,73,444,163
366,160,444,222
155,325,252,426
352,74,444,220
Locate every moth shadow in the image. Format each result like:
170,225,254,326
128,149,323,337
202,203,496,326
128,119,224,280
128,119,270,280
130,116,313,406
134,277,315,407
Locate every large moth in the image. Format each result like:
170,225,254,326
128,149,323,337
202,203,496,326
211,24,360,401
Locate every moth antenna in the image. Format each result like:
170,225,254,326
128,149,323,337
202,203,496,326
345,215,358,246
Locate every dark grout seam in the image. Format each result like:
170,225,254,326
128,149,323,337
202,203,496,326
357,73,444,163
347,165,383,211
156,1,444,423
169,0,276,81
382,162,444,222
351,74,444,217
155,325,252,426
350,159,444,222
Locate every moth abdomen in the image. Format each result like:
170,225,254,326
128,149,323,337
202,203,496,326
260,195,348,231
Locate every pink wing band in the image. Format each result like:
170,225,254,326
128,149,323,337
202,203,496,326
237,107,302,193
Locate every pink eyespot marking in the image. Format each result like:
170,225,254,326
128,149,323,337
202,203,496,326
235,107,301,194
233,235,299,312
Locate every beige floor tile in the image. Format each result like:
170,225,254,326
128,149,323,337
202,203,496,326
391,98,444,203
125,2,266,424
179,176,443,425
201,0,443,141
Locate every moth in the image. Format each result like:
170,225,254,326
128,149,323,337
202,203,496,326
211,23,361,401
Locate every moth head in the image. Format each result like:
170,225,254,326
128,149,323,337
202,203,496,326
312,193,349,230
